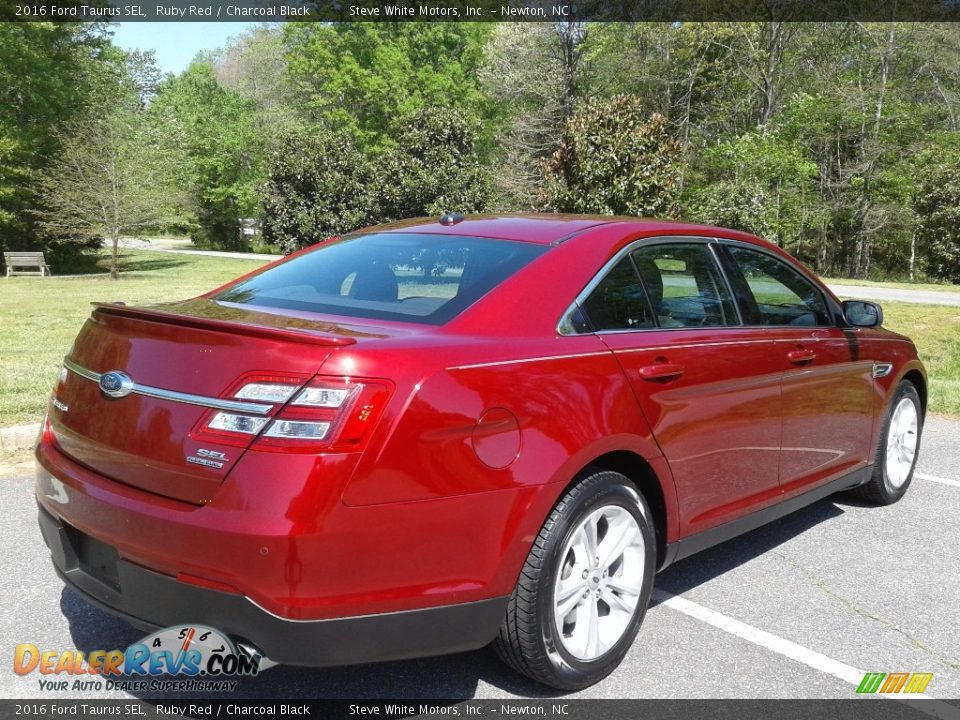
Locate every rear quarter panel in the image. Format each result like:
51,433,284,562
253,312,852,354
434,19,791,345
337,334,671,510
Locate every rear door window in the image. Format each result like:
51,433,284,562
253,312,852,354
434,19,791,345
215,233,546,325
630,244,739,327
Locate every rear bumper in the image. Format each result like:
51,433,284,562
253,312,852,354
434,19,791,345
35,435,547,621
39,504,508,666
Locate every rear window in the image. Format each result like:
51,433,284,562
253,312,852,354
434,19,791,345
214,233,547,325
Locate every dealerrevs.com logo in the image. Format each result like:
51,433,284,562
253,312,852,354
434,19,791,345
14,625,261,693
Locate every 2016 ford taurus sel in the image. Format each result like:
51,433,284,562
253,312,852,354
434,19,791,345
36,214,925,689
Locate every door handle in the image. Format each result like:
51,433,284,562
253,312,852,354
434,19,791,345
638,362,685,381
787,349,817,364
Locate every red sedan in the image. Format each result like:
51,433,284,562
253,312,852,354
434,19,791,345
35,214,925,689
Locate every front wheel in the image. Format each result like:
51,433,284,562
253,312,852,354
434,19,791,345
493,470,656,690
849,380,923,505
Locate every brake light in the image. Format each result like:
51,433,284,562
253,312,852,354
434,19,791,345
191,373,309,448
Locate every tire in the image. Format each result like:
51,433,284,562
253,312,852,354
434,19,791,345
493,469,656,690
848,380,923,505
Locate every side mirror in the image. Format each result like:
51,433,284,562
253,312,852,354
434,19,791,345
842,299,883,328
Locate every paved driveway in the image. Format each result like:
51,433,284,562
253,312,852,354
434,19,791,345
827,284,960,307
2,417,958,704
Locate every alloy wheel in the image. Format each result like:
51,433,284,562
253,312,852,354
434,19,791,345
553,505,645,661
885,397,919,488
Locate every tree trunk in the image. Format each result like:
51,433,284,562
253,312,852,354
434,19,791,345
852,22,897,280
110,232,120,280
909,229,916,281
760,21,784,125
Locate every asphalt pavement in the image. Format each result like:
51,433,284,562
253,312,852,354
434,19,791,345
827,284,960,308
2,416,958,703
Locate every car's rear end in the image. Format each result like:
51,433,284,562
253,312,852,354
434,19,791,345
34,227,555,665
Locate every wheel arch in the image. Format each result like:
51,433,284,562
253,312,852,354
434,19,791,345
568,450,672,571
901,368,927,416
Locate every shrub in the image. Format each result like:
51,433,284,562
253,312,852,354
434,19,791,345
379,106,491,220
260,130,379,254
540,95,682,217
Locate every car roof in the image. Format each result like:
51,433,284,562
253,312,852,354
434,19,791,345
360,214,763,246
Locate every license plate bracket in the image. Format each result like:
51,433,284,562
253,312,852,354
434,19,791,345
63,524,121,591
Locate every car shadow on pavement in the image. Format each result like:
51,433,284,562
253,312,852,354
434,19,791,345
59,497,847,701
655,497,845,598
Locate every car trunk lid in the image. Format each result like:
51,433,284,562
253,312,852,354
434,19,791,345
49,299,388,504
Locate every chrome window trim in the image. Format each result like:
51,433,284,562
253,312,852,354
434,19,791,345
62,358,274,415
557,234,840,336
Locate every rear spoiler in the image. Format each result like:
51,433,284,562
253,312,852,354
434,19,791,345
92,302,358,347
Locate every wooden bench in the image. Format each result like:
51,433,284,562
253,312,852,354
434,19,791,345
4,251,51,277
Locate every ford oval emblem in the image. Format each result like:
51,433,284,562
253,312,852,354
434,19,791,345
98,370,134,399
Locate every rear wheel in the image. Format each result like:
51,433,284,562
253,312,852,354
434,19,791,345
493,470,656,690
849,380,922,505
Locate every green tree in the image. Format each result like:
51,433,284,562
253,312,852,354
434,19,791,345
0,23,112,251
213,25,302,136
33,103,185,279
480,23,589,208
284,23,493,153
686,127,820,252
379,106,491,222
541,95,683,217
0,129,26,228
150,61,264,249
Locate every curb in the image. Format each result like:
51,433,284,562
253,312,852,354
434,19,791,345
0,423,40,452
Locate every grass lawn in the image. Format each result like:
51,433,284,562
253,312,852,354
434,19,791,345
0,250,267,427
882,302,960,418
1,250,958,427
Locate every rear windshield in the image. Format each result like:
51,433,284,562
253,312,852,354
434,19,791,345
214,233,547,325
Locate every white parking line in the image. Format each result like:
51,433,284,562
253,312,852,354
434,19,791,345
653,590,960,719
916,472,960,488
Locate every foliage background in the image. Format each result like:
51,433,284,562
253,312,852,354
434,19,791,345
3,21,960,282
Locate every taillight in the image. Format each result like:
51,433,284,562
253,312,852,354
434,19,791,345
191,373,392,453
255,377,392,453
207,412,269,435
40,413,54,445
233,383,299,403
192,373,308,448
